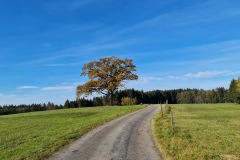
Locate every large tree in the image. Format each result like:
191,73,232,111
227,79,238,103
227,78,240,104
76,56,138,106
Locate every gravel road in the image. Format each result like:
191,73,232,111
48,105,161,160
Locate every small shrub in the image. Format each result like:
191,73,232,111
121,97,137,106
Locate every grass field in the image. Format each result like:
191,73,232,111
153,104,240,160
0,105,145,160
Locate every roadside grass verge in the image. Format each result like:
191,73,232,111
152,104,240,160
0,105,145,160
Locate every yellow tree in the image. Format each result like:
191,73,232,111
237,77,240,91
76,56,138,106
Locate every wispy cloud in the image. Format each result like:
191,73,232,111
59,23,101,33
116,14,169,35
144,76,184,81
185,70,234,78
181,40,240,55
138,76,163,83
127,69,237,91
0,93,18,98
130,70,238,88
126,75,187,90
1,82,83,105
128,75,185,87
26,1,240,67
135,39,240,70
0,93,18,105
142,70,238,80
17,86,39,89
0,91,75,105
86,39,142,51
166,76,184,80
115,0,240,35
39,0,239,66
27,38,144,66
42,86,75,91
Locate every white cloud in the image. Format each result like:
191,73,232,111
184,70,231,78
17,86,39,89
166,76,184,80
139,76,163,82
126,75,186,89
128,70,237,89
41,86,75,91
0,91,75,106
143,75,185,81
1,82,81,105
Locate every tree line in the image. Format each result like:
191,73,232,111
0,87,234,116
1,77,240,116
111,87,229,105
0,102,63,116
0,98,102,116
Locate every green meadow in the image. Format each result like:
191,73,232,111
0,105,144,160
153,104,240,160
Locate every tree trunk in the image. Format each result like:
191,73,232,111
109,91,114,106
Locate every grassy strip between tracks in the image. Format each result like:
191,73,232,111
152,104,240,160
0,105,145,160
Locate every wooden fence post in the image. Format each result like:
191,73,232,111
170,110,174,132
160,103,163,117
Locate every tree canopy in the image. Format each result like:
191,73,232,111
228,78,240,103
76,56,138,105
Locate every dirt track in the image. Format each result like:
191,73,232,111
48,105,161,160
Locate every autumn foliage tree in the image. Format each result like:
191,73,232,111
121,97,137,106
76,56,138,106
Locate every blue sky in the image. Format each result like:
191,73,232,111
1,0,240,105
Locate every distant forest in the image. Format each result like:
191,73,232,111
1,81,240,116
